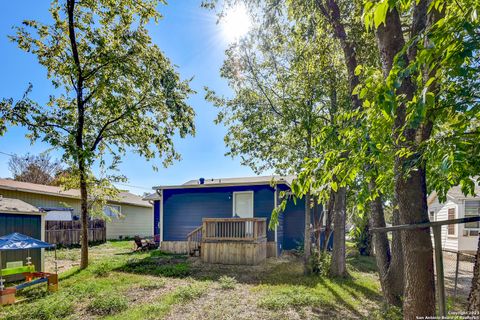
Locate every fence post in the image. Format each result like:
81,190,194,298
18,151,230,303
454,250,460,298
433,225,446,317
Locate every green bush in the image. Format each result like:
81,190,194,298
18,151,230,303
91,261,112,277
350,213,372,256
309,249,331,275
87,294,129,315
218,275,237,290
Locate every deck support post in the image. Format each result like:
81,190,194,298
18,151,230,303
432,225,446,317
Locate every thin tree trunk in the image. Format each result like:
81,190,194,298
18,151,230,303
469,235,480,312
330,186,346,277
368,180,403,307
323,189,335,252
79,161,89,269
385,206,404,304
304,191,312,274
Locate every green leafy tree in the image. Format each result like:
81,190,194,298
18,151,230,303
206,2,350,273
360,0,480,316
0,0,195,269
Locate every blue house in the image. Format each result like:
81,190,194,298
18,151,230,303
147,176,322,259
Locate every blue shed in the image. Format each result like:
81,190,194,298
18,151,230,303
148,176,325,257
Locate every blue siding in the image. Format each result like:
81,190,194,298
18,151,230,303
282,197,306,250
162,185,276,241
153,200,160,236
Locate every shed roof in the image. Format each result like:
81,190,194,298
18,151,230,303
0,197,41,214
152,175,295,191
0,179,150,208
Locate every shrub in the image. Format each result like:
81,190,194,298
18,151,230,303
87,294,129,315
218,275,237,290
309,249,331,276
91,261,112,277
173,283,208,302
350,213,372,256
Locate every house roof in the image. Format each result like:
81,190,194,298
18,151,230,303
0,197,42,214
152,175,295,191
428,183,480,205
0,179,151,208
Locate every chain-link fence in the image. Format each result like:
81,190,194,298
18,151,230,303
442,249,475,305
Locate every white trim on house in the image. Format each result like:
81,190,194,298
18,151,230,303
155,181,290,191
232,191,254,218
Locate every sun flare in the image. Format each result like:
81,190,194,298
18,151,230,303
220,4,251,42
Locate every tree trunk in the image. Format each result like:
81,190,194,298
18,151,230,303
375,2,435,316
323,189,335,252
469,235,480,312
330,186,347,277
79,160,89,269
368,181,403,307
385,206,404,304
396,166,435,318
304,191,312,274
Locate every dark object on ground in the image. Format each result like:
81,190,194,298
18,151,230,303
133,236,158,251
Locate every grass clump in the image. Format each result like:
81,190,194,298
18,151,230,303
140,279,166,290
87,293,129,316
91,261,112,277
120,256,190,277
173,282,209,302
218,275,237,290
2,293,74,320
258,286,323,310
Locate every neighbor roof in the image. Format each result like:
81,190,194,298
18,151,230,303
428,183,480,205
0,197,42,214
0,179,150,208
153,175,295,190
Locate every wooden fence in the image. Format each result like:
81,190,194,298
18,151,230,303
45,220,106,246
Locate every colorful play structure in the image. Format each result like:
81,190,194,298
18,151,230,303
0,233,58,305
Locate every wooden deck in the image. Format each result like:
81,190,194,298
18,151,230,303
187,218,267,265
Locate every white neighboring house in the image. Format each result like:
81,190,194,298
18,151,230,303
428,184,480,254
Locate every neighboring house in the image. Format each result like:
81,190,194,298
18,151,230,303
0,197,46,276
146,175,322,258
428,184,480,253
0,179,153,240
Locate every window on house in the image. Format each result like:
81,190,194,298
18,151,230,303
103,205,121,218
465,201,480,229
447,208,455,235
429,210,435,221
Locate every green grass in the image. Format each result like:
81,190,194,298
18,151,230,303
0,241,389,320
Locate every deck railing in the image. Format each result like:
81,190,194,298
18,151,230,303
202,218,267,241
186,226,202,255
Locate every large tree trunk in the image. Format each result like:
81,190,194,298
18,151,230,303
469,235,480,312
375,2,435,317
330,186,347,277
396,166,435,318
79,160,89,269
304,191,312,274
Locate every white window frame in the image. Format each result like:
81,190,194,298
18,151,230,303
232,191,254,218
104,204,122,218
464,205,480,230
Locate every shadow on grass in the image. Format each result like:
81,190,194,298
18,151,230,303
114,251,191,278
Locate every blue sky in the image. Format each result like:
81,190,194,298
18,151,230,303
0,1,263,195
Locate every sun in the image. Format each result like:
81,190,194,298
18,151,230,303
220,4,251,42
